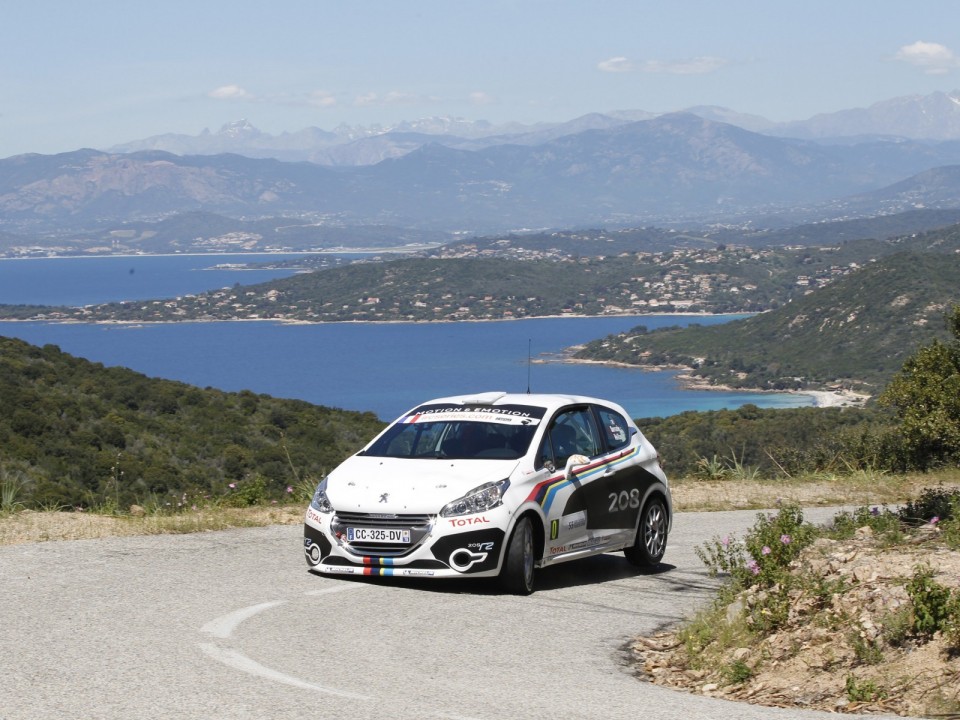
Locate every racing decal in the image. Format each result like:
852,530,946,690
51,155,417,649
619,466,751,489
562,465,659,530
322,556,446,571
550,519,559,540
549,535,612,557
564,510,587,531
606,419,627,444
303,525,332,566
447,515,490,528
363,566,398,576
430,528,505,574
400,403,545,426
525,446,640,513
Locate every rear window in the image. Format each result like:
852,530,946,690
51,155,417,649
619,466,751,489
595,406,631,450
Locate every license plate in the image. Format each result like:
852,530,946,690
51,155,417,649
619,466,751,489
347,527,411,544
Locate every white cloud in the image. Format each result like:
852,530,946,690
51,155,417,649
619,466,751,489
208,84,253,100
598,56,633,73
383,91,422,105
895,41,959,75
638,56,728,75
598,56,727,75
352,91,437,107
468,91,496,106
353,92,379,107
307,91,337,108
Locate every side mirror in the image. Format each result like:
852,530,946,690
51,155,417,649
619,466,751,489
564,454,590,479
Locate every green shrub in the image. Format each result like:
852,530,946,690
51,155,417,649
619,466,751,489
696,504,817,631
829,505,904,543
907,565,955,639
845,675,887,703
224,475,269,507
721,659,753,685
898,485,960,526
879,605,914,647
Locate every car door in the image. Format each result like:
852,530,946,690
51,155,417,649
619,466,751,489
537,406,606,555
588,403,644,546
540,403,653,551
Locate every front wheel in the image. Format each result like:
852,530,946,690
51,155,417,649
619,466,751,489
624,497,668,567
500,516,535,595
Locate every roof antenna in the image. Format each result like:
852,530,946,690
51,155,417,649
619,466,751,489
526,338,532,394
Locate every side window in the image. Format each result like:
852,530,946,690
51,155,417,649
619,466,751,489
595,406,630,451
540,407,602,470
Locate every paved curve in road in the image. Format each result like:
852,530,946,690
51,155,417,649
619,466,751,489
0,508,906,720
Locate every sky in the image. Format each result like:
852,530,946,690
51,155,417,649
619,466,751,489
2,0,959,158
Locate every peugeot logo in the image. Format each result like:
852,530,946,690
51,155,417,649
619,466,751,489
379,493,389,503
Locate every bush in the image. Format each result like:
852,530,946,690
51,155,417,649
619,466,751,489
696,504,816,631
898,485,960,526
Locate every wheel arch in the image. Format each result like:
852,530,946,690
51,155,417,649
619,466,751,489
636,481,673,535
500,506,546,569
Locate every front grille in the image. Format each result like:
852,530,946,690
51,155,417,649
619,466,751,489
335,512,432,527
331,511,434,557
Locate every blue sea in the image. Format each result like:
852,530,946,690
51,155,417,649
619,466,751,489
0,254,813,420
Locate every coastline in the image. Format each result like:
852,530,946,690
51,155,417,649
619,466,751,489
674,370,870,408
561,356,870,408
0,246,437,262
0,310,732,327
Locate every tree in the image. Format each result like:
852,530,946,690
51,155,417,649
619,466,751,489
879,305,960,468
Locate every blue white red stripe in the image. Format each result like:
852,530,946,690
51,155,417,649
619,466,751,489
526,447,639,513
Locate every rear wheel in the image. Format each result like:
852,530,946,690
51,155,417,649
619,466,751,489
500,516,535,595
624,497,668,567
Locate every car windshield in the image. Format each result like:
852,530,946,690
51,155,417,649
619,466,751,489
362,403,545,460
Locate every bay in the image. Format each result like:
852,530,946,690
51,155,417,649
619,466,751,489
0,255,814,420
0,253,313,306
0,317,812,421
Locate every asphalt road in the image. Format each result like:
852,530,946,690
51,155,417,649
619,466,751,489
0,507,905,720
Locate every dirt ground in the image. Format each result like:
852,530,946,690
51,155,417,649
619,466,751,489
0,505,304,545
632,526,960,718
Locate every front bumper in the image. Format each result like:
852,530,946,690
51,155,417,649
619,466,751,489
303,505,509,578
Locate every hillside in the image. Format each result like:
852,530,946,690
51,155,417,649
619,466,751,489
575,249,960,393
9,206,960,259
4,220,959,326
0,336,384,509
0,247,873,323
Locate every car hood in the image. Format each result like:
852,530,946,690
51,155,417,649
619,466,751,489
326,455,519,514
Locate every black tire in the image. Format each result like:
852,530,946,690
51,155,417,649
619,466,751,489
624,497,668,567
500,516,535,595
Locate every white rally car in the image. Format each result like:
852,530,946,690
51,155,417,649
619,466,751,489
303,391,671,594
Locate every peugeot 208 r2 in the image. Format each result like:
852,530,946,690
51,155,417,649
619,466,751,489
303,391,671,594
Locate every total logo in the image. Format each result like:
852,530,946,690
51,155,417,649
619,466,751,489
447,515,490,527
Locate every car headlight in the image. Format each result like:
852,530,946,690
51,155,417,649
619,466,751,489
440,479,510,517
310,478,333,513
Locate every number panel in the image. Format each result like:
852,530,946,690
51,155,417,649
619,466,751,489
562,465,656,531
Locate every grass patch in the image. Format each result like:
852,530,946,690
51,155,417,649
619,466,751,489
0,503,305,545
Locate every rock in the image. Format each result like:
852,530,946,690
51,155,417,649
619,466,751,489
726,597,745,623
129,504,145,517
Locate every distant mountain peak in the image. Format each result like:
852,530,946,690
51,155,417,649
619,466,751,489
217,119,262,138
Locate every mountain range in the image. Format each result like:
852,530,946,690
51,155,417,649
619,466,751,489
3,91,960,240
106,91,960,166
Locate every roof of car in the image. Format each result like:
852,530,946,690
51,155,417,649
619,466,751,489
410,391,623,413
